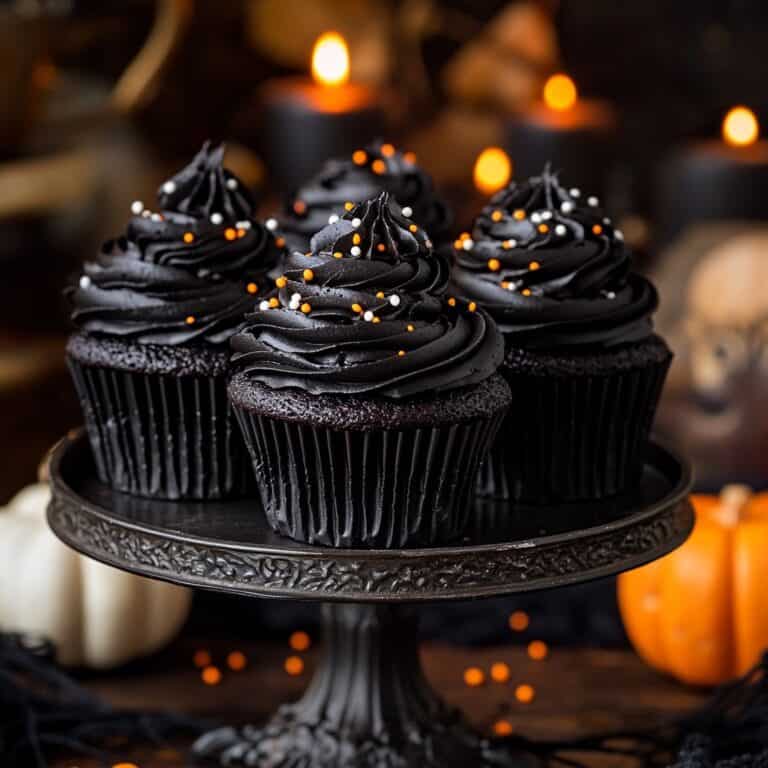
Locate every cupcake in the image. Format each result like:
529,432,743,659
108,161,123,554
450,168,672,502
66,142,281,500
270,139,452,253
229,192,510,548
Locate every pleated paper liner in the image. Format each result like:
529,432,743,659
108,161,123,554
67,358,251,500
478,355,671,503
234,407,505,548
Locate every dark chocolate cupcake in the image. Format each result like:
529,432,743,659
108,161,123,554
229,192,510,548
269,139,451,253
66,142,281,500
450,168,672,502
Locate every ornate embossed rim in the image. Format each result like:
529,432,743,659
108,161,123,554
47,432,693,603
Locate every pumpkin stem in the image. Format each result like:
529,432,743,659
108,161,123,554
716,484,752,526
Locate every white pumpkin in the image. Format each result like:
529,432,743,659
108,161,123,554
0,482,192,668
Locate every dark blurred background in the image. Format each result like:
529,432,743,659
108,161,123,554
3,0,767,648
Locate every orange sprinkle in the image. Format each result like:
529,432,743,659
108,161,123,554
501,281,510,289
113,763,141,768
528,640,549,661
275,276,288,288
201,666,222,685
454,239,463,250
193,649,212,668
488,258,501,271
515,684,535,704
372,316,381,324
459,232,471,240
185,315,195,325
509,611,530,632
246,282,259,294
352,303,363,313
490,661,511,683
376,291,385,298
300,302,311,314
409,224,418,233
285,655,304,676
463,667,485,687
275,236,286,248
303,268,315,281
333,251,343,259
538,224,549,234
592,224,603,235
344,202,355,211
403,151,417,164
290,631,311,652
237,227,247,238
269,297,280,308
224,227,237,241
522,288,532,296
493,720,514,737
448,297,457,307
513,209,526,220
352,233,361,245
293,200,307,215
502,240,513,250
352,149,367,165
381,143,395,157
372,159,386,175
183,232,195,243
468,301,477,312
407,324,415,332
491,210,503,222
227,651,248,671
377,243,386,252
398,350,406,357
529,261,540,271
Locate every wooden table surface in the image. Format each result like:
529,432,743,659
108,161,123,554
51,634,708,768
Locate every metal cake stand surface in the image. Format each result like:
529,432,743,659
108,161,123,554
48,432,693,768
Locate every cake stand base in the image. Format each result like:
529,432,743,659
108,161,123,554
193,603,534,767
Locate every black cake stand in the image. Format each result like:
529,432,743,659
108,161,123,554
47,431,693,768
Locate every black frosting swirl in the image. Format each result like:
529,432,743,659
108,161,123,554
273,140,452,253
68,142,281,345
450,168,658,350
231,192,502,399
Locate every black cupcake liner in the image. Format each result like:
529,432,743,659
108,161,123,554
233,407,505,548
478,356,670,502
67,358,251,500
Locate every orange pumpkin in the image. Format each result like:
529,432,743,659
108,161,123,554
618,485,768,686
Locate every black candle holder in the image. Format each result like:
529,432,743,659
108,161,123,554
47,432,692,767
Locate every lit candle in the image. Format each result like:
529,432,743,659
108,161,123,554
502,73,616,200
657,106,768,245
258,32,387,193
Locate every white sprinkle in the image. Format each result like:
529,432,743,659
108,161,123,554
462,238,474,251
531,212,541,223
351,217,362,228
606,291,616,300
130,200,144,215
425,239,433,248
141,209,151,218
401,206,413,218
210,212,223,225
79,275,91,289
226,178,238,190
259,300,270,311
570,188,581,198
291,293,302,303
603,217,611,225
587,196,599,207
506,282,517,292
151,213,162,222
350,246,361,256
197,269,210,278
615,229,624,241
561,201,574,214
328,214,340,224
389,295,401,307
507,239,517,248
289,298,300,310
555,224,567,236
236,220,251,230
363,310,374,322
162,181,176,195
541,210,553,220
265,218,278,231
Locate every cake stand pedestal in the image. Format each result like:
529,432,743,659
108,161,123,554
47,432,693,768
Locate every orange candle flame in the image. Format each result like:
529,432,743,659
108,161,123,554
473,147,512,195
543,73,578,112
722,106,759,147
311,32,350,87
